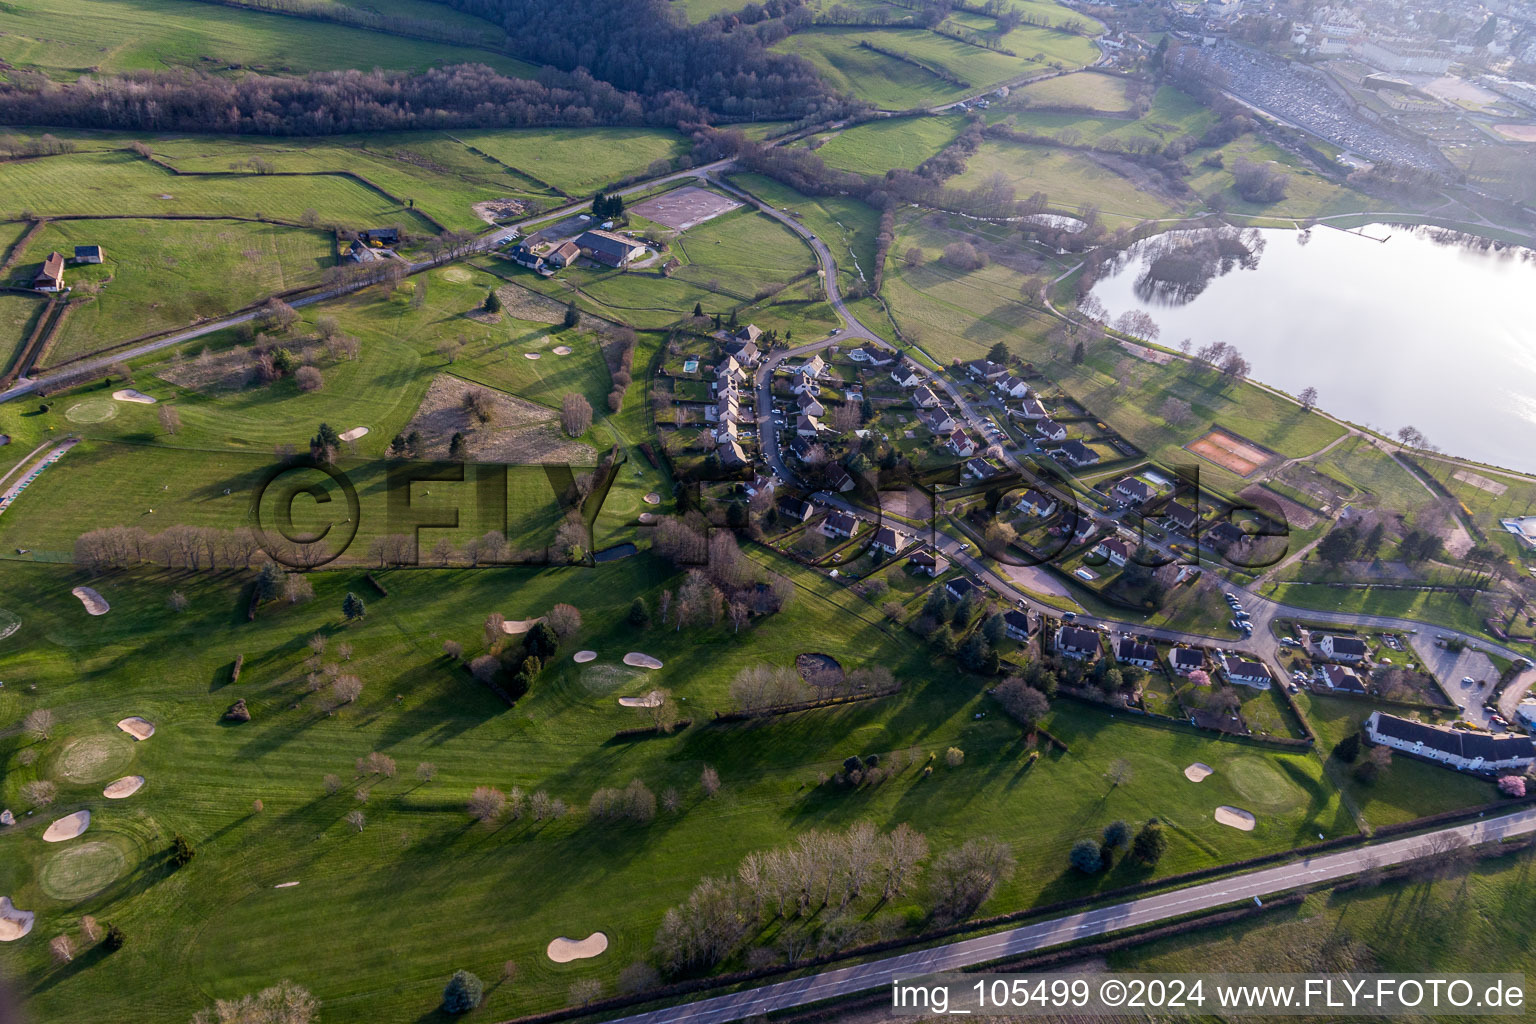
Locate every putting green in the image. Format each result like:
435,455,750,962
54,733,135,783
440,266,473,284
64,399,119,423
1225,755,1307,813
576,663,649,696
39,840,129,901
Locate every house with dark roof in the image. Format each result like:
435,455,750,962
823,510,859,539
1112,477,1153,506
1317,634,1367,662
1223,657,1272,688
1170,647,1206,676
1036,418,1067,442
850,345,894,366
780,497,814,522
947,429,977,457
826,464,855,493
994,375,1030,399
1057,625,1100,659
357,227,399,247
345,239,381,263
33,251,65,292
576,229,646,267
1071,512,1101,543
1317,664,1367,693
509,243,544,270
789,435,813,461
962,458,997,481
945,577,978,602
871,525,905,555
1057,439,1098,467
73,244,104,264
890,362,922,388
724,337,760,367
718,440,749,468
917,407,954,434
965,359,1007,382
734,323,763,345
1366,711,1536,773
911,385,941,409
798,354,826,379
1018,490,1056,517
796,390,825,418
1116,636,1158,668
1003,609,1032,641
1206,521,1246,549
1164,501,1198,532
1093,537,1132,568
795,414,822,437
908,549,946,576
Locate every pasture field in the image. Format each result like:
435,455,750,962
1183,136,1370,220
1012,70,1137,112
773,26,1094,110
0,0,535,79
672,0,752,20
811,114,967,175
951,140,1187,222
0,292,47,376
0,151,437,233
22,219,333,369
727,173,883,299
995,85,1214,146
0,550,1351,1023
455,128,692,197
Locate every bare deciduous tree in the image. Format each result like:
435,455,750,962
345,810,366,832
700,765,721,798
23,708,55,740
416,762,438,783
21,780,55,807
469,786,508,822
49,934,75,964
332,675,363,705
560,393,593,437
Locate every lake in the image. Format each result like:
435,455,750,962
1087,224,1536,473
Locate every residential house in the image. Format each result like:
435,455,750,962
743,474,777,497
508,243,544,270
1164,501,1199,533
1018,490,1057,518
947,429,977,457
791,368,820,395
908,549,946,576
911,385,941,409
1365,711,1536,773
963,458,996,481
32,252,64,292
73,245,104,264
795,414,823,437
1116,637,1158,668
1013,396,1048,420
1112,478,1153,507
1224,657,1272,688
890,362,922,388
823,511,859,539
357,228,399,247
1317,635,1367,662
798,354,826,379
724,336,760,367
1170,647,1206,677
796,391,825,418
546,241,582,268
1071,513,1101,544
789,435,814,461
1316,664,1367,693
718,441,749,468
1057,625,1101,659
850,345,894,366
1035,418,1067,442
1057,440,1099,467
1003,609,1033,641
1093,537,1132,568
734,323,763,345
871,525,906,555
780,497,814,522
826,464,855,493
994,375,1031,400
576,229,646,267
945,577,979,602
965,359,1008,382
1206,521,1246,549
344,239,381,263
917,407,955,434
716,355,744,384
715,418,738,445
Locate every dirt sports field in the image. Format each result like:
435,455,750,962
1187,429,1275,478
629,186,740,230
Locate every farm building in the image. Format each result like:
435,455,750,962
547,241,582,268
576,229,646,267
357,228,400,247
33,252,65,292
73,245,105,264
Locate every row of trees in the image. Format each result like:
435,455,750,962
75,525,264,573
728,662,898,713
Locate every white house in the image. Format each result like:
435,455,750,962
799,355,826,378
1316,664,1367,694
1018,490,1057,518
1036,418,1067,442
871,525,905,555
1112,478,1153,506
1223,657,1272,688
1317,635,1367,662
891,363,922,388
851,345,894,366
1366,711,1536,773
909,549,946,576
1057,625,1100,660
965,359,1007,382
945,577,979,602
1003,609,1032,642
779,497,814,522
1170,647,1206,677
1057,440,1098,467
1014,396,1047,420
1092,537,1131,568
912,385,941,409
947,429,977,457
1116,636,1158,668
823,510,859,539
796,391,825,418
795,414,822,436
917,407,955,434
995,375,1031,400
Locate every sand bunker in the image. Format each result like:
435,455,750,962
1215,806,1256,831
71,586,110,615
501,617,544,636
339,426,369,442
546,932,608,963
274,881,300,889
42,810,91,843
103,776,145,799
642,492,661,505
117,717,155,741
623,653,663,670
637,512,655,524
1183,762,1214,783
112,389,156,404
552,345,572,355
573,650,597,663
618,691,663,708
0,898,34,942
524,352,541,360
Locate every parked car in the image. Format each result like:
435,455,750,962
1281,637,1300,647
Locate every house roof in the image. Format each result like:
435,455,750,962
1115,478,1153,501
1373,713,1536,761
857,345,892,363
1322,665,1366,692
790,436,812,459
1060,439,1097,463
1166,501,1198,527
908,549,945,570
1018,397,1046,416
736,324,762,343
964,457,995,478
912,385,938,405
37,251,64,279
967,359,1006,378
780,497,812,520
1171,647,1205,669
74,245,102,259
825,510,858,534
1036,417,1064,435
1207,521,1246,546
719,441,749,466
1325,635,1368,656
1226,658,1270,680
550,240,581,261
873,525,903,550
949,428,974,448
577,229,644,261
998,374,1029,392
1059,625,1099,651
826,464,853,488
917,407,950,430
1117,637,1158,662
796,390,822,410
1003,609,1031,632
946,577,978,598
1096,537,1132,561
1019,490,1054,511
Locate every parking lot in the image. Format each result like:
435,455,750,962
1412,635,1498,727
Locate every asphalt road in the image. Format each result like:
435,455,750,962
600,808,1536,1024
